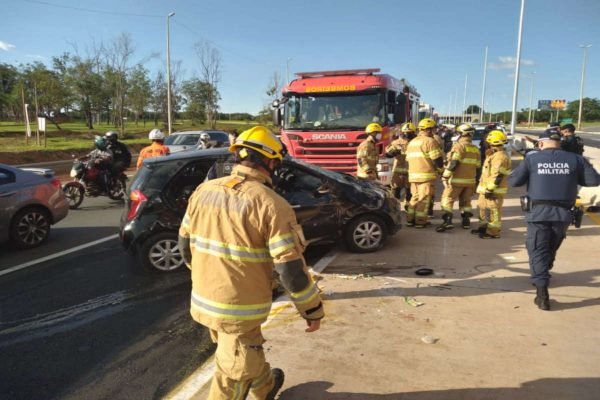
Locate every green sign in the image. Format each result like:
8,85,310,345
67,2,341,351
560,118,573,124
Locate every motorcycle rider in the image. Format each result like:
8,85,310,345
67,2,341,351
137,128,170,170
86,136,113,192
104,131,132,179
198,132,213,149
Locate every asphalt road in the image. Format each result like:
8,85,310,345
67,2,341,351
0,195,332,400
515,128,600,148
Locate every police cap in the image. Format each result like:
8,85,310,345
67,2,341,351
538,129,561,141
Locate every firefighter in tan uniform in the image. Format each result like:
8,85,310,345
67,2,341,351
472,130,512,238
436,124,481,232
406,118,444,228
384,122,414,201
356,123,382,180
178,126,324,400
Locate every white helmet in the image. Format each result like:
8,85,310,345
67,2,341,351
200,132,210,142
149,128,165,140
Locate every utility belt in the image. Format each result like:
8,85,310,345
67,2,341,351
520,196,582,228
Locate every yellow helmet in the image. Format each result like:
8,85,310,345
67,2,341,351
229,125,284,161
457,123,475,136
418,118,437,130
401,122,416,133
486,130,508,146
365,123,383,135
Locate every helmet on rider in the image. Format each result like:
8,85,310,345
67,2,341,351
149,128,165,141
486,130,508,146
365,123,383,135
457,123,475,136
229,125,284,161
200,132,210,143
418,118,437,131
94,135,108,151
401,122,416,133
105,131,119,142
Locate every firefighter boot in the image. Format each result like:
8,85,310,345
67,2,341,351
534,286,550,311
461,212,473,229
265,368,285,400
436,213,454,232
471,225,486,235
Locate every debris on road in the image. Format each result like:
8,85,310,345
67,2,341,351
421,335,438,344
404,296,424,307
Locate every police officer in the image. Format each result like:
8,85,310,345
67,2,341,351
104,131,132,177
178,126,324,399
560,123,584,155
509,129,600,310
356,123,382,181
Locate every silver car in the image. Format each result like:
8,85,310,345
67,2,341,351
164,130,230,153
0,164,69,249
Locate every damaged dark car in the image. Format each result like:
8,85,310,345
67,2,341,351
119,148,402,272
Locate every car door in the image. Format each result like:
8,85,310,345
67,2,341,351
0,167,18,240
274,164,339,243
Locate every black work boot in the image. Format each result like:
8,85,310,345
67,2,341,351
436,213,454,232
471,226,486,235
265,368,285,400
461,212,473,229
534,286,550,311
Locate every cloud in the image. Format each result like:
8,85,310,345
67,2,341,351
490,56,534,70
0,40,16,51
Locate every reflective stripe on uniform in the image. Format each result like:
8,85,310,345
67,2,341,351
409,172,437,180
461,158,479,165
268,233,296,256
406,151,431,159
394,167,408,173
191,292,271,321
466,146,479,154
451,177,476,185
477,186,508,194
191,236,271,262
498,167,511,175
289,281,320,305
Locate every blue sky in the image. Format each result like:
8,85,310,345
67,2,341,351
1,0,598,115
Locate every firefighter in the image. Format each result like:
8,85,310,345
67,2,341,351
178,125,324,400
136,128,170,170
356,123,382,181
384,122,414,201
406,118,444,228
437,123,481,232
472,130,511,238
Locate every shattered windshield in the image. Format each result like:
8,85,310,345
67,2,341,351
283,92,385,130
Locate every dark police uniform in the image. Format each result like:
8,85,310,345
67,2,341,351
561,135,584,155
509,144,599,291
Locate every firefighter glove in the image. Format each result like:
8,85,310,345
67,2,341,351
484,189,496,199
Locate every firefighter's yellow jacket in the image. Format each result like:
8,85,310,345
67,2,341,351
443,137,481,187
385,136,409,176
356,136,379,179
406,132,444,183
476,148,511,196
178,164,324,333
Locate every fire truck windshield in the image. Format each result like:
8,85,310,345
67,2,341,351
283,92,385,130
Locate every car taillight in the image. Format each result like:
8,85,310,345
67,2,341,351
50,177,62,189
127,189,148,221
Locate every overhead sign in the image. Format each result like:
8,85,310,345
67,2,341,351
538,99,566,110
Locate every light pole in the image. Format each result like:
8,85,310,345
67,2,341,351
166,12,175,136
480,46,488,122
462,74,468,123
286,58,291,84
527,71,536,127
577,44,592,131
510,0,526,135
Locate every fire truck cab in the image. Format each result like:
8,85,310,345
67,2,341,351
273,68,420,185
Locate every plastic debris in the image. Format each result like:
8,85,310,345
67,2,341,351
421,335,438,344
404,296,424,307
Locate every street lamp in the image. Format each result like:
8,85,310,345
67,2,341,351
510,0,526,135
527,71,536,127
480,46,488,122
577,44,592,131
166,12,175,136
286,58,291,84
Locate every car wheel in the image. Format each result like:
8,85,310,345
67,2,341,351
343,214,387,253
10,207,52,249
63,182,84,209
138,232,185,273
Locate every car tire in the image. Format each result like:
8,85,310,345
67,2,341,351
9,207,52,249
63,182,84,209
138,232,185,273
343,214,387,253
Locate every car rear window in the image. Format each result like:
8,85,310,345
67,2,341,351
164,134,200,146
130,161,179,192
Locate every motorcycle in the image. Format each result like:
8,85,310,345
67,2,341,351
62,156,128,209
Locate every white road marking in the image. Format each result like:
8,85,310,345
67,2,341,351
165,248,339,400
0,234,119,277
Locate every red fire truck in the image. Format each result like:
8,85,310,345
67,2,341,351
273,68,420,185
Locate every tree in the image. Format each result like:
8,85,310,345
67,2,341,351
0,63,19,119
150,70,167,126
127,64,152,126
565,98,600,121
465,104,481,114
181,78,219,124
21,62,70,126
194,41,221,128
